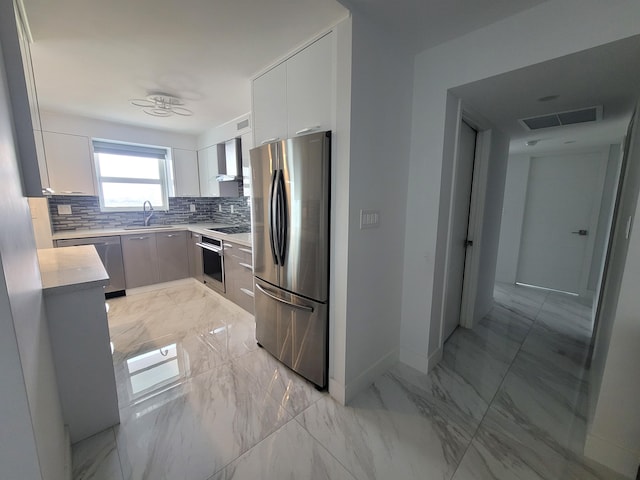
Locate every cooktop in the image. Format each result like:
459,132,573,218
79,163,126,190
207,226,251,234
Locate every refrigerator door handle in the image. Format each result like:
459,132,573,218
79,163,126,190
277,170,288,265
255,283,314,312
268,169,280,265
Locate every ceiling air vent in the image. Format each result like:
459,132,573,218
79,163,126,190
236,118,250,131
519,106,602,131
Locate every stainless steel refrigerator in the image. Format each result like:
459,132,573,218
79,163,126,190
250,131,330,389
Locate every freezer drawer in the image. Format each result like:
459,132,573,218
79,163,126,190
254,278,327,388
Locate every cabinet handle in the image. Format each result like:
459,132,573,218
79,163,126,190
240,288,254,298
295,126,320,135
165,234,179,238
60,191,88,194
192,234,201,239
42,187,55,195
261,137,279,145
129,236,149,240
238,248,252,254
239,262,253,271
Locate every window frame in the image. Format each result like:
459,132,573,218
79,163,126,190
92,139,172,212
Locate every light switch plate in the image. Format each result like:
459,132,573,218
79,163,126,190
230,205,235,213
360,209,380,229
57,205,72,215
189,204,196,212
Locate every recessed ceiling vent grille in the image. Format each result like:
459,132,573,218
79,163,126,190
519,106,602,131
236,118,249,131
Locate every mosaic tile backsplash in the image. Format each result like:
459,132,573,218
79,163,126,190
48,196,251,232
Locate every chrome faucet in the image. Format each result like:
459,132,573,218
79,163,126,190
143,200,154,226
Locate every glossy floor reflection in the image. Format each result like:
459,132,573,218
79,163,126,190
72,281,626,480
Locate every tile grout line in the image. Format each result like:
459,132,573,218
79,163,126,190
290,401,361,480
447,288,549,479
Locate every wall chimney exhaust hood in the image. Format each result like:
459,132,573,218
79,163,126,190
216,138,242,182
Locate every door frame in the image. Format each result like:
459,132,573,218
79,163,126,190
514,148,608,297
439,99,493,344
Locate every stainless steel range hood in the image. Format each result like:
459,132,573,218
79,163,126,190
216,137,242,182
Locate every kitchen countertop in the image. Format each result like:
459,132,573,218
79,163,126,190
52,223,253,247
38,245,110,295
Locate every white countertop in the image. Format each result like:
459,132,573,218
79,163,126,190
52,223,253,247
38,245,110,295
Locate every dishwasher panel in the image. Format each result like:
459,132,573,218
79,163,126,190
56,236,126,296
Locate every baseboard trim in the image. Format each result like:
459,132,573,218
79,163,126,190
64,425,72,480
328,378,346,405
584,432,639,478
342,348,399,405
399,347,429,374
428,346,443,371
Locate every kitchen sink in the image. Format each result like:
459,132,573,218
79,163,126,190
123,225,174,230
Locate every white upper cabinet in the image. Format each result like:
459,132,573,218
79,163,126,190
286,33,333,138
172,148,200,197
252,32,334,146
198,144,221,197
43,131,96,195
252,62,287,146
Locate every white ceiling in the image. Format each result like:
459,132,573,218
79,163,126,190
450,35,640,155
340,0,548,53
22,0,348,135
22,0,553,137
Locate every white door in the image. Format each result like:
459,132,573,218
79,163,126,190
443,120,477,341
517,151,607,295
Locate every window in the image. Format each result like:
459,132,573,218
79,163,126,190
93,140,171,211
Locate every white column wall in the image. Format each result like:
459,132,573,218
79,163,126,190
339,11,414,402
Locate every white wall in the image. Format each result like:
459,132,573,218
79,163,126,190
472,127,509,322
401,0,640,375
197,112,251,150
588,144,622,291
495,154,530,284
0,39,66,480
585,106,640,477
40,110,197,151
335,10,414,402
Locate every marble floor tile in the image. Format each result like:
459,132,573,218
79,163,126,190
297,371,472,480
106,289,175,321
388,362,488,434
520,320,592,378
199,314,259,359
441,324,518,404
115,362,291,480
493,282,547,321
490,350,589,454
112,330,229,408
451,406,627,480
210,419,357,480
72,428,123,480
233,348,325,417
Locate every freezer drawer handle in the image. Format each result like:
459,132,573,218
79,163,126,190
255,284,314,312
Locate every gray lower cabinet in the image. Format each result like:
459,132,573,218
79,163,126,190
224,241,254,313
156,231,189,282
121,233,159,288
121,231,189,288
188,231,204,281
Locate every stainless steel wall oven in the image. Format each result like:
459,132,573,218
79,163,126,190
195,236,225,293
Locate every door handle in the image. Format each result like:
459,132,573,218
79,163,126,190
571,229,589,236
255,284,314,312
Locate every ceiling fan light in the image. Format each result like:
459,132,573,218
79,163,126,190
131,92,193,118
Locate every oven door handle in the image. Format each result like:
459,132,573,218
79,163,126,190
195,242,223,254
255,283,314,312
